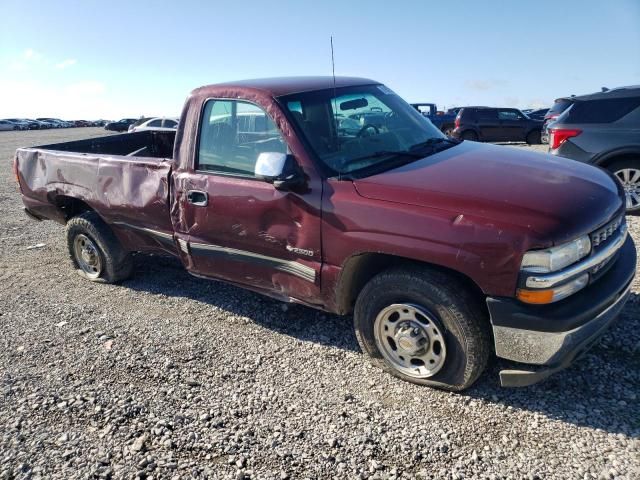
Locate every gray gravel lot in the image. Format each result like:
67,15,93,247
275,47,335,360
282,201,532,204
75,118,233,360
1,128,638,479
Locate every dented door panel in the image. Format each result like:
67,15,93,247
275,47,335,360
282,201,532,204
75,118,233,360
171,169,323,303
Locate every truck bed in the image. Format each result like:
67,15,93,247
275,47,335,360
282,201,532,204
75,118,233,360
15,131,177,255
35,130,176,158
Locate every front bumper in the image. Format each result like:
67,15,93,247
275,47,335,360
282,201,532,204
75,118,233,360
486,235,636,387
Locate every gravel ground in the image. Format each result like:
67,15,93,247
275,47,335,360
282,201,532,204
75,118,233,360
1,128,638,479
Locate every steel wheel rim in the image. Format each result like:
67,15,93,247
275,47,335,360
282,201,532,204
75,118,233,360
73,234,102,278
615,168,640,211
374,303,447,378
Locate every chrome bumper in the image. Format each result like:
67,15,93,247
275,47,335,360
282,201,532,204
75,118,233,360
493,280,631,366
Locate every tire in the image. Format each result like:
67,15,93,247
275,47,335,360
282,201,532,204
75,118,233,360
442,126,454,137
526,130,542,145
66,211,133,283
608,158,640,214
461,130,478,141
354,267,490,391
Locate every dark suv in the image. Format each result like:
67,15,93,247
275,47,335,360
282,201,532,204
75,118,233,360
452,107,543,144
548,86,640,213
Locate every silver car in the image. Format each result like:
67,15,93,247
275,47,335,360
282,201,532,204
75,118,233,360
0,120,20,131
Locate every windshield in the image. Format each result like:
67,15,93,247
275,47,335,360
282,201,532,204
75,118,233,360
279,85,453,177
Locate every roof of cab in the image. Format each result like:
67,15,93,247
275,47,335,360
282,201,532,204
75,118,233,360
191,76,379,98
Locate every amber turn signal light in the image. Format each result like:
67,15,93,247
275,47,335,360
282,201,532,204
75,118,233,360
516,288,554,304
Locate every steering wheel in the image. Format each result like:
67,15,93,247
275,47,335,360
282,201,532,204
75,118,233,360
357,124,380,137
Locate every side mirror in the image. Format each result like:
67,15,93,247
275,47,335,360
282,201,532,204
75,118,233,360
255,152,305,191
255,152,287,179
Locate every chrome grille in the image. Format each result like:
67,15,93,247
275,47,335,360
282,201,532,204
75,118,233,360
591,215,624,248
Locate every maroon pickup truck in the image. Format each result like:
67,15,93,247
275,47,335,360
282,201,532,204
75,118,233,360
14,77,636,391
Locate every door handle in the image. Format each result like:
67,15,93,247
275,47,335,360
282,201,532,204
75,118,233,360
186,190,208,206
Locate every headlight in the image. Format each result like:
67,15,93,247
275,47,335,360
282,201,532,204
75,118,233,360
517,236,592,304
521,235,591,273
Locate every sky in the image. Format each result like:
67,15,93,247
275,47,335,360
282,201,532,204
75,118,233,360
1,0,639,120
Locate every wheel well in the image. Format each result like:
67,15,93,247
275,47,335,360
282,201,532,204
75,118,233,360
461,129,478,139
596,151,640,169
53,196,95,221
335,253,486,315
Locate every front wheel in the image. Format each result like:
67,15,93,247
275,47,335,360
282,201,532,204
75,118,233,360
354,267,490,391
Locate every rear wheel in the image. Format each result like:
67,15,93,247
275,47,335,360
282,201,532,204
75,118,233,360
526,130,542,145
66,212,133,283
354,267,490,391
609,158,640,214
461,130,478,141
442,126,454,137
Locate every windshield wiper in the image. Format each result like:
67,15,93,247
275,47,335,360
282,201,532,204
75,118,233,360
343,149,425,165
408,137,459,151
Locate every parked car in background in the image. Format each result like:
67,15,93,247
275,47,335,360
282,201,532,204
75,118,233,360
0,120,18,131
4,118,38,130
34,119,54,129
36,118,70,128
14,76,635,391
105,118,137,132
452,107,543,143
548,86,640,213
73,120,92,127
21,119,43,129
3,119,29,130
128,117,153,132
129,117,179,133
411,103,457,135
542,98,574,143
526,108,549,121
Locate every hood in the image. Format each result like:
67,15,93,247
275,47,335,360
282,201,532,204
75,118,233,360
353,142,623,243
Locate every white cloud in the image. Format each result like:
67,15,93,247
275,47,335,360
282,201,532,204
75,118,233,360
23,48,41,60
465,79,508,91
56,59,77,69
7,48,44,71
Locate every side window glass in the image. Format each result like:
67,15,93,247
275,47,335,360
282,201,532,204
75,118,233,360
148,119,162,127
197,100,287,177
476,110,497,121
163,119,177,128
498,110,517,120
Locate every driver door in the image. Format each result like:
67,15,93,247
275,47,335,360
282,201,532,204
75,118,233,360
171,99,323,304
